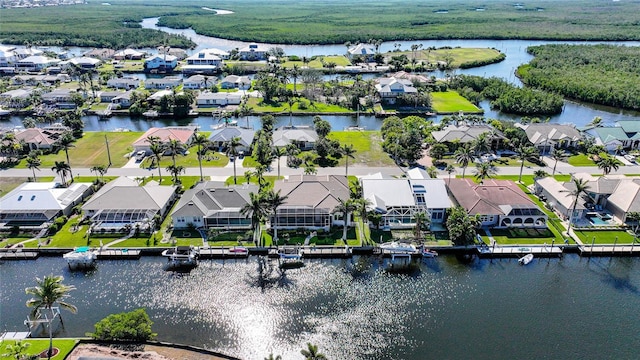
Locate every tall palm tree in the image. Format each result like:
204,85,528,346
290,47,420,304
149,142,166,184
472,132,492,155
25,275,77,360
192,133,210,182
515,144,539,183
89,165,107,182
57,132,75,182
300,343,327,360
454,144,474,178
562,178,591,228
272,146,286,178
290,64,300,94
51,161,71,186
166,138,185,167
26,153,41,182
445,164,455,184
225,137,242,184
341,143,357,177
166,164,185,184
474,161,497,184
597,155,623,175
550,148,566,176
334,198,355,241
241,192,266,246
265,189,288,246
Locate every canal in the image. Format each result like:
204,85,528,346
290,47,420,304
2,255,639,359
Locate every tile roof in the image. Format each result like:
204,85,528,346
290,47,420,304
448,178,537,216
132,126,196,147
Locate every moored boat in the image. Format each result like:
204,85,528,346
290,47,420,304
162,245,199,272
63,246,97,270
422,248,438,258
380,241,417,254
278,247,304,269
519,253,534,265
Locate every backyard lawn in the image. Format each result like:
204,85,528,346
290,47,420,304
141,150,229,168
16,131,143,169
430,91,482,114
0,339,78,360
327,131,395,167
247,97,352,113
281,55,352,68
573,230,636,245
480,227,564,245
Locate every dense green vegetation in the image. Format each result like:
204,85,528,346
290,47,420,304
89,309,157,341
0,2,195,48
156,0,640,44
4,0,640,47
450,75,564,115
518,44,640,110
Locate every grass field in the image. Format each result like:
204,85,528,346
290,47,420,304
281,55,352,68
430,91,482,113
141,150,229,169
386,48,503,67
573,230,636,245
327,131,395,167
567,154,596,166
0,339,77,360
247,97,352,113
16,131,143,169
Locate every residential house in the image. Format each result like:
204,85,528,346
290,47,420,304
83,48,116,59
107,76,141,90
82,177,177,232
111,90,134,108
392,71,434,85
361,171,451,230
209,126,256,152
431,124,505,151
0,46,17,67
534,176,585,222
132,126,197,154
143,54,178,73
238,43,269,61
157,46,188,60
375,77,417,104
271,175,352,231
0,182,92,230
272,127,318,150
585,121,640,152
13,48,43,60
448,178,547,228
220,75,251,90
196,92,242,107
68,56,101,69
14,126,68,151
40,89,78,109
347,43,376,61
171,182,258,230
517,123,582,154
113,49,145,60
99,90,125,103
147,89,174,102
182,49,223,74
15,55,60,71
144,76,182,89
183,75,210,90
0,88,33,108
11,74,68,86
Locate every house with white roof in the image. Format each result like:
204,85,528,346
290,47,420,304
111,90,134,108
68,56,101,69
143,54,178,72
375,77,417,104
107,76,140,90
144,76,182,89
82,177,177,233
0,88,33,108
0,46,17,67
146,89,174,102
40,89,78,109
361,170,451,230
15,55,60,71
171,182,258,230
183,75,211,90
238,43,269,61
220,75,251,90
0,182,92,230
183,49,224,74
347,43,376,61
113,48,145,60
196,92,242,107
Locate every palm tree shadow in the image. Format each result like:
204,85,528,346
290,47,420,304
245,256,294,292
421,258,443,273
587,258,639,295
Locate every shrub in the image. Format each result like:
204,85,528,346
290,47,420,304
89,309,157,342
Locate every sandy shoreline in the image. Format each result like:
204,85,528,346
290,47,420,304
67,344,231,360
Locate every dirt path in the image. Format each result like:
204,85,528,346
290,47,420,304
66,344,231,360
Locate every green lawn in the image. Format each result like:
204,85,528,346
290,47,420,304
242,155,260,168
247,97,352,113
573,230,636,245
492,174,571,186
480,227,563,245
327,131,395,167
16,131,143,169
430,91,482,113
385,48,503,67
0,339,77,360
567,153,596,166
225,175,282,187
141,150,229,169
281,55,352,68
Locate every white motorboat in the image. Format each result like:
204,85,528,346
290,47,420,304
519,253,534,265
278,247,304,269
63,246,97,270
380,241,417,254
162,246,199,272
422,248,439,258
226,246,249,256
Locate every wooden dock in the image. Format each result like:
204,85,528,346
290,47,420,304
301,246,352,258
198,248,250,259
96,249,141,260
477,245,563,258
0,249,39,260
579,245,640,256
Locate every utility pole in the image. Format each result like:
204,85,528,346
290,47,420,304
105,134,112,167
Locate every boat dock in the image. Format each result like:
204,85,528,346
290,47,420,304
301,246,352,258
477,245,563,258
198,247,250,259
578,244,640,256
0,249,39,260
96,249,141,260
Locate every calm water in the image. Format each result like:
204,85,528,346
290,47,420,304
2,255,639,359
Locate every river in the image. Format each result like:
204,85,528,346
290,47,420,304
2,255,639,359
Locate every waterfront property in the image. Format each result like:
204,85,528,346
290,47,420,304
448,178,547,228
196,92,242,107
431,124,505,150
272,127,318,150
132,126,197,154
171,182,258,230
0,181,92,230
517,123,582,154
82,177,177,232
106,76,141,90
272,175,351,231
375,77,417,104
143,54,178,73
113,48,146,60
347,43,376,61
220,75,251,90
208,126,255,152
183,75,209,90
584,120,640,152
182,49,224,74
361,170,451,230
14,125,69,151
238,43,269,61
40,88,78,109
67,56,101,69
144,76,182,89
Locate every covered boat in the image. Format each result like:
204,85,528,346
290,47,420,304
63,246,97,270
162,246,199,272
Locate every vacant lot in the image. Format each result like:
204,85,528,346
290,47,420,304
431,91,482,114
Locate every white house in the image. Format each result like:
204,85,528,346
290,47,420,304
238,43,269,61
15,55,60,71
107,76,140,89
183,75,211,90
220,75,251,90
68,56,101,69
375,77,417,104
143,54,178,72
113,48,145,60
144,76,182,89
208,126,256,152
196,92,242,107
347,43,376,61
182,49,224,74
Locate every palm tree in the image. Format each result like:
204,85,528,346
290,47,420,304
192,133,210,182
515,144,539,183
587,116,603,129
291,64,300,94
244,170,253,184
549,148,566,176
474,161,497,184
300,343,327,360
341,143,357,177
272,146,286,178
166,164,185,184
25,275,77,360
562,178,591,228
265,189,288,246
51,161,71,186
225,137,242,184
472,132,492,155
334,198,355,241
596,155,622,175
89,165,107,182
454,144,474,178
264,354,282,360
57,132,75,182
166,138,185,167
241,192,266,246
149,141,166,184
26,153,41,182
1,340,33,360
445,164,455,184
413,211,429,241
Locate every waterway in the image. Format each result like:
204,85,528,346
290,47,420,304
2,255,639,359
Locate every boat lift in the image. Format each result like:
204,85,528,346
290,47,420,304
24,307,60,331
